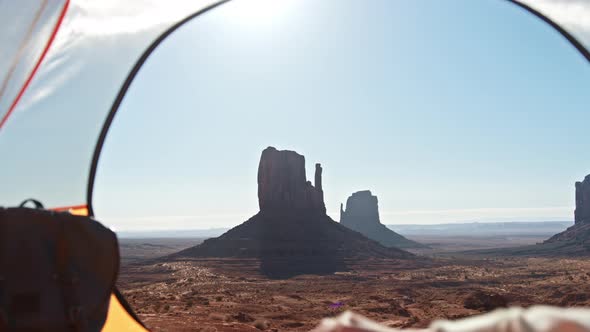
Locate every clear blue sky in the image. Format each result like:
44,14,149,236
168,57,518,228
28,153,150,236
92,0,590,231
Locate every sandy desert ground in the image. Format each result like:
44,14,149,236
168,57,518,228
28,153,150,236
117,234,590,332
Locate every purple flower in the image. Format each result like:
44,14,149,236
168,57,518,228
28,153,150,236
329,301,345,309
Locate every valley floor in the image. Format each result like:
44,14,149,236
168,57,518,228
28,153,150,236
118,238,590,332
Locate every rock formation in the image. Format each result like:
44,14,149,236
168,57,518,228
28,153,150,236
340,190,425,249
173,147,413,277
539,176,590,255
575,175,590,225
257,147,325,214
340,191,379,230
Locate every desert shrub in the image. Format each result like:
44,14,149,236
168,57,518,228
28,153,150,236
209,312,227,321
559,293,588,306
232,312,255,322
253,320,269,330
366,304,411,317
464,291,507,311
282,322,304,328
194,296,209,305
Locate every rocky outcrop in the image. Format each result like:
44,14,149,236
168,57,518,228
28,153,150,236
542,174,590,250
575,175,590,225
340,191,380,229
257,147,325,214
463,291,508,311
173,147,413,277
340,190,425,249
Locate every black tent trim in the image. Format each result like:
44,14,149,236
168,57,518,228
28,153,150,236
86,0,231,218
509,1,590,62
84,0,590,328
86,1,230,329
87,0,590,218
87,0,590,217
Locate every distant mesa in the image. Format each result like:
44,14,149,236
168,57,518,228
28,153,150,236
542,174,590,250
173,146,413,277
466,174,590,257
340,190,426,249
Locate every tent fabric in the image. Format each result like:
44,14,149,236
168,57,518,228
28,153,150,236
514,0,590,62
519,0,590,50
50,203,89,216
0,0,227,209
103,294,148,332
0,0,68,127
313,307,590,332
0,2,228,331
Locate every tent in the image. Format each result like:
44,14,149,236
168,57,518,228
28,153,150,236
1,0,588,331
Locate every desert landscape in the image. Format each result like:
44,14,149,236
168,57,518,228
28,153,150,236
118,243,590,331
115,148,590,331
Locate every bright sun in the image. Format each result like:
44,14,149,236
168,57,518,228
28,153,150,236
221,0,299,27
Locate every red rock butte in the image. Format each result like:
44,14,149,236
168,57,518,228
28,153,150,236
257,147,325,215
542,174,590,251
471,173,590,257
340,190,426,249
172,147,413,277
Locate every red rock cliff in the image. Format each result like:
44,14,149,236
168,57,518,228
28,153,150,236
257,147,326,214
575,175,590,225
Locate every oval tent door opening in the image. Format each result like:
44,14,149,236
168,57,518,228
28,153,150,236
93,0,590,330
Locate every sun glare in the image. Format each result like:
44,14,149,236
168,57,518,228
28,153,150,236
221,0,299,27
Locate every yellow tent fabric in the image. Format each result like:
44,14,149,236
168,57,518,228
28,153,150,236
104,294,148,332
